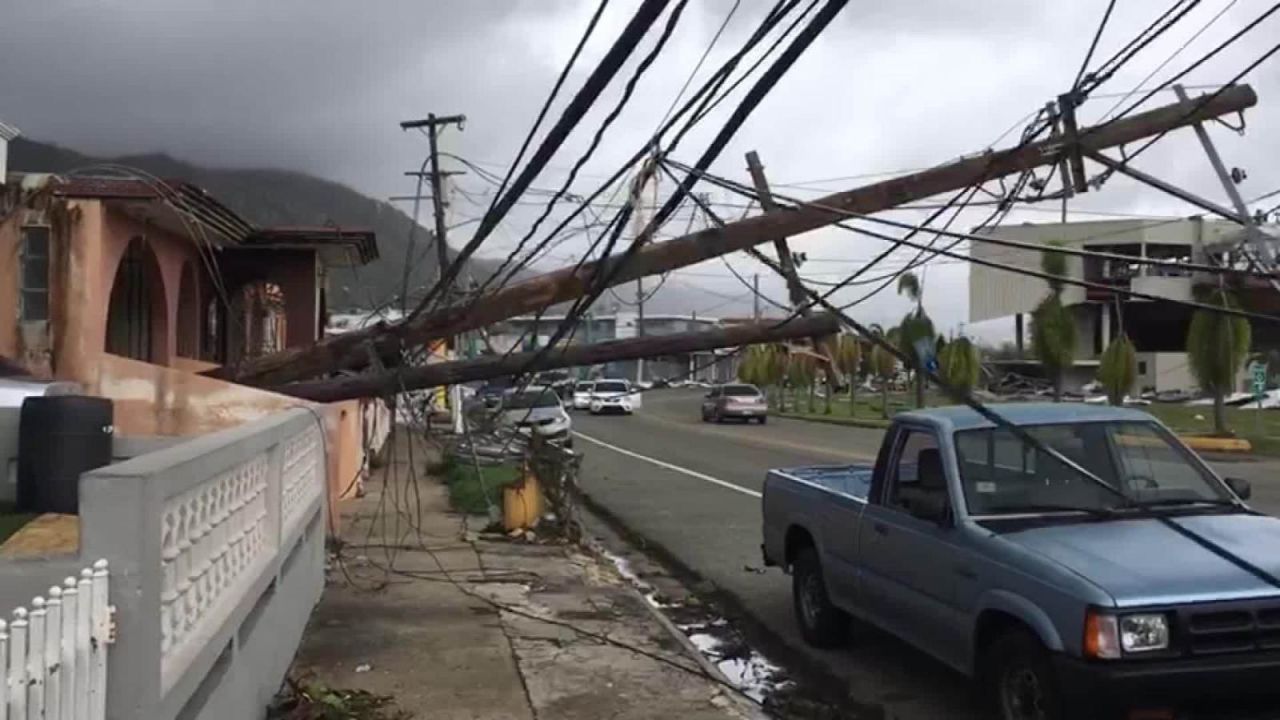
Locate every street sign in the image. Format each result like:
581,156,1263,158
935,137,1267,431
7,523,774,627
1250,362,1267,396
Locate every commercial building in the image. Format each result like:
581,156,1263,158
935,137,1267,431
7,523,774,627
969,217,1279,393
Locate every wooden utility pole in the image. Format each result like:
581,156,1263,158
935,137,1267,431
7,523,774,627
753,274,760,320
631,152,658,385
217,86,1258,388
400,114,466,288
274,314,840,403
746,151,807,313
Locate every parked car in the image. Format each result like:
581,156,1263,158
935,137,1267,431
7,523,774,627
499,386,572,446
570,381,596,410
588,379,641,415
762,403,1274,719
701,383,768,424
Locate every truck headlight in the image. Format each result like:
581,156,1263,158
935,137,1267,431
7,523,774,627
1085,610,1169,659
1119,613,1169,653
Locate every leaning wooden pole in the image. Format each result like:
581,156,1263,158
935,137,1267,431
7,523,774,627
217,86,1258,387
273,314,840,403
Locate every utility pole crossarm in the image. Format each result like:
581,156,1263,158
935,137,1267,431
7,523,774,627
216,85,1258,389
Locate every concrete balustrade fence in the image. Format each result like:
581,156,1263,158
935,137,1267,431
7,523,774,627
0,407,329,720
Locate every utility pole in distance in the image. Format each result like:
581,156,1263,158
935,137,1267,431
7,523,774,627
401,113,466,286
753,274,761,320
401,112,465,430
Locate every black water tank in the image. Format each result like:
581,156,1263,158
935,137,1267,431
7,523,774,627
17,396,114,514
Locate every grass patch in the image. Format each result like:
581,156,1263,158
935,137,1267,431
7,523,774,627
778,393,1280,457
0,501,36,546
441,455,520,514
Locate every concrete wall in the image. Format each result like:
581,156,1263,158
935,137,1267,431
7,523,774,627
77,408,326,720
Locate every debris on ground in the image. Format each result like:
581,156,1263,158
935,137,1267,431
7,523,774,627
269,678,409,720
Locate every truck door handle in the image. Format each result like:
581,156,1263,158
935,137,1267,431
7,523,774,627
872,523,889,536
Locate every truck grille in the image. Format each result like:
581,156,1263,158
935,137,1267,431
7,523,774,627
1184,601,1280,655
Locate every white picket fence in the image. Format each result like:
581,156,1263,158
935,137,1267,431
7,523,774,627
0,561,111,720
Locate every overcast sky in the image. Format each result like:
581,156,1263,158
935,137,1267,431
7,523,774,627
3,0,1279,342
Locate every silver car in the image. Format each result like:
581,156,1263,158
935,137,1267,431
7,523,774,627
701,383,768,424
500,386,573,445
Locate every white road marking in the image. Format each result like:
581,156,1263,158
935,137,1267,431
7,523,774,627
573,431,763,498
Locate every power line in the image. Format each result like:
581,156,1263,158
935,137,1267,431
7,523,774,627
481,0,693,293
1074,0,1118,89
413,0,672,319
1101,3,1280,128
1098,0,1238,122
657,0,741,127
510,0,843,394
478,0,611,217
472,0,807,306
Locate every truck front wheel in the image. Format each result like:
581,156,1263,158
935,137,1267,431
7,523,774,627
986,629,1064,720
792,547,848,648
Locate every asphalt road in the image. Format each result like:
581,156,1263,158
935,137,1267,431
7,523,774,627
573,388,1280,719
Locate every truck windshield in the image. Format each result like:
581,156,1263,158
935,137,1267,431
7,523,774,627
954,421,1231,515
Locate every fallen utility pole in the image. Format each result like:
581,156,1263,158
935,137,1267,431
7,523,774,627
272,314,840,403
216,85,1257,389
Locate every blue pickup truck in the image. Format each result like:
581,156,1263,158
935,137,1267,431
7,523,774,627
761,403,1280,719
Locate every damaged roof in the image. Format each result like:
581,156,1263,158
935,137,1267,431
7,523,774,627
243,225,379,265
44,174,376,264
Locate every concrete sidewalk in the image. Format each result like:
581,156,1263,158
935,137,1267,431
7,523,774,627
289,450,760,720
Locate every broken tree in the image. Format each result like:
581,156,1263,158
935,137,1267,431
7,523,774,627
277,314,839,403
216,86,1257,391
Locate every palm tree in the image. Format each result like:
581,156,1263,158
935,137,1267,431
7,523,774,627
786,353,816,413
1097,333,1137,406
896,272,935,408
1031,240,1076,401
1187,288,1251,435
833,333,862,416
868,326,899,419
938,336,981,394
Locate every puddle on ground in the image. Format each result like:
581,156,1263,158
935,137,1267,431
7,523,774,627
602,550,794,706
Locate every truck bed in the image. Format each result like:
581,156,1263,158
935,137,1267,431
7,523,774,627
768,464,873,501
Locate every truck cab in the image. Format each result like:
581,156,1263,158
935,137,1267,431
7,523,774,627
761,403,1279,719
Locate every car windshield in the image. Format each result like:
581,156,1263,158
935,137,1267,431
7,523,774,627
575,382,594,392
504,389,562,410
594,381,628,393
722,384,760,397
954,421,1231,515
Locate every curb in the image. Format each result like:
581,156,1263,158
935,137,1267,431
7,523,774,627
775,412,891,430
577,507,770,720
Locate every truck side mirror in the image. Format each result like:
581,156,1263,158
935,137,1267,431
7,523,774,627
1225,476,1252,500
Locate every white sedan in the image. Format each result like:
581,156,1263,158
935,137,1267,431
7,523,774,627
588,379,642,415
